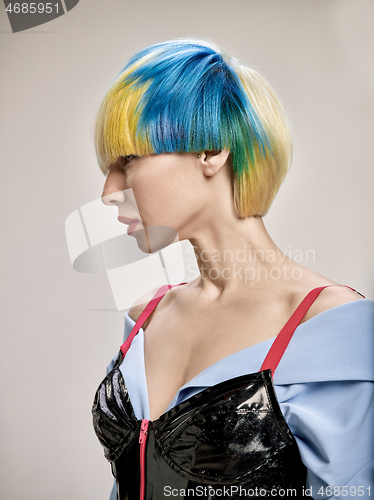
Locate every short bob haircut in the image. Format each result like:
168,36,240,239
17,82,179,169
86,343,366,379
95,39,293,217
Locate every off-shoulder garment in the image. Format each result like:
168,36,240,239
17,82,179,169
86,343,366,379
105,290,374,500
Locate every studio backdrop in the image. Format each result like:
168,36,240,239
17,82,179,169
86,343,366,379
0,1,373,499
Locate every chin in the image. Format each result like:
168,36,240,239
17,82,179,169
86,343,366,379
131,226,178,253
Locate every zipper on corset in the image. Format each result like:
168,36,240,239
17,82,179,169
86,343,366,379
139,419,149,500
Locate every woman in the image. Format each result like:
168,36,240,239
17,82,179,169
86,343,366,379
92,39,374,499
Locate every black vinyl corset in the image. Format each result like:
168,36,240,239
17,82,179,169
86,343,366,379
92,352,307,500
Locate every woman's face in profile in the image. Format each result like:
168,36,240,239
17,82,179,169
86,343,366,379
101,152,206,252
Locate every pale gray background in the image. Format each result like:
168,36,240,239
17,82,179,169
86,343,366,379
0,1,373,499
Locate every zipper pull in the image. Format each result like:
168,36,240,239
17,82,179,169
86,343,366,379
139,419,149,444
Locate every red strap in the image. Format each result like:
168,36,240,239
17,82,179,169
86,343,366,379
260,284,363,376
120,282,187,357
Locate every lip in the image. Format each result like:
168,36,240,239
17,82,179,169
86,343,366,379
118,216,138,224
127,220,139,235
118,216,140,235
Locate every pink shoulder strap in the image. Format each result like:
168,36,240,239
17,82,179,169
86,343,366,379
120,282,187,357
260,284,364,376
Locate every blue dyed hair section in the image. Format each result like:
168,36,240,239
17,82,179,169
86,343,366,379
119,40,271,177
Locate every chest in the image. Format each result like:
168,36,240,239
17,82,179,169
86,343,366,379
141,301,287,420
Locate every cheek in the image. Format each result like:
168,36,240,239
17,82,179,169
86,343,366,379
127,154,201,225
128,173,169,220
132,173,189,225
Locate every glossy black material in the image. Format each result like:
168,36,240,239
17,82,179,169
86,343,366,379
92,353,307,500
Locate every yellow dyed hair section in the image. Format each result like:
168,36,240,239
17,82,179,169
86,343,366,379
234,67,293,217
95,56,156,174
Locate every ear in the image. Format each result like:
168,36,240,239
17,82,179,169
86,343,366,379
199,149,230,177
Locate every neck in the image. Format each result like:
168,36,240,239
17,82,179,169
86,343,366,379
186,216,296,297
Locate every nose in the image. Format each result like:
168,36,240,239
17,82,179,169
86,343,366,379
102,189,126,206
101,162,127,206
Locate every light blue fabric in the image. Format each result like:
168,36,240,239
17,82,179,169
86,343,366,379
107,299,374,500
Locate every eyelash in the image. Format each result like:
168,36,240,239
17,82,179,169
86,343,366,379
122,155,138,164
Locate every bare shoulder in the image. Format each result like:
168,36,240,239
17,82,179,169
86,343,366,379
314,284,364,311
302,284,365,323
128,280,191,325
128,285,164,323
